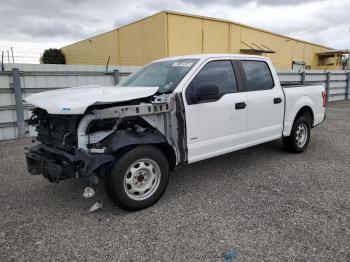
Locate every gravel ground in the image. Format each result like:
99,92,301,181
1,101,350,262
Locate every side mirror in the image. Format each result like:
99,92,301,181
192,82,220,104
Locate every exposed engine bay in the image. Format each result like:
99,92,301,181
25,93,187,183
28,108,81,152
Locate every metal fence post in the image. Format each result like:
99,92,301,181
346,72,350,100
326,71,331,103
301,71,306,84
113,69,120,85
12,68,26,138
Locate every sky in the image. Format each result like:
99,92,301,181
0,0,349,63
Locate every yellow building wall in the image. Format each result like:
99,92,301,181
312,45,336,69
142,12,167,64
202,19,230,53
119,12,167,65
236,26,325,69
230,24,241,53
62,12,167,66
167,14,203,56
61,30,119,65
118,21,143,65
303,44,315,68
166,12,331,69
234,27,331,69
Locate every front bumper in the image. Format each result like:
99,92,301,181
25,144,114,183
26,144,78,182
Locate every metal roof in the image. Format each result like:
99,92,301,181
62,10,333,51
162,10,333,50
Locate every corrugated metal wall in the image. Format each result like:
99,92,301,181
278,70,350,101
0,63,138,140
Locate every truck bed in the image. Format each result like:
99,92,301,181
282,84,325,136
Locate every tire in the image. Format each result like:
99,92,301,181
105,145,169,210
283,115,311,153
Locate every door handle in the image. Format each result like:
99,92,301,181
235,102,246,110
274,97,282,104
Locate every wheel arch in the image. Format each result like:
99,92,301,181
295,106,314,126
112,143,177,170
101,130,177,171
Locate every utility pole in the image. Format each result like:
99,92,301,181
7,50,10,63
1,51,4,71
11,47,14,63
106,55,110,72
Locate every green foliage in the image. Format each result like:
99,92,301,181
42,48,66,64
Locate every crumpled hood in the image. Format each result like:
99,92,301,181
24,85,159,114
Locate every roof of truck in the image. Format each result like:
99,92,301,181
154,53,270,62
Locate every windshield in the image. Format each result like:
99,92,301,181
121,59,199,93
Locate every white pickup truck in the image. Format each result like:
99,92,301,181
25,54,326,210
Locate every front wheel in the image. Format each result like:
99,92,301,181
105,145,169,210
283,115,311,153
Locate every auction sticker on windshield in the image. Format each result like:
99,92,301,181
172,62,194,67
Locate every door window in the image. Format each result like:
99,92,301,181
241,61,274,91
186,60,238,104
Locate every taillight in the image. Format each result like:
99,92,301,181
322,91,326,107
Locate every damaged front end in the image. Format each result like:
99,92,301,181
26,144,81,183
25,93,186,183
26,108,82,182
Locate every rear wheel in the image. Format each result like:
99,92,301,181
283,115,311,153
105,145,169,210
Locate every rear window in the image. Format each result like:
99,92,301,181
241,61,274,91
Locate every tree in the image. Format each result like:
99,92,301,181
42,48,66,64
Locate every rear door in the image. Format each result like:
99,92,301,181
239,60,284,145
183,59,247,163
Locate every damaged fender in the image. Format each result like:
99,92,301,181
101,129,168,154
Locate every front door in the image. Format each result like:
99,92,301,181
183,60,247,163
